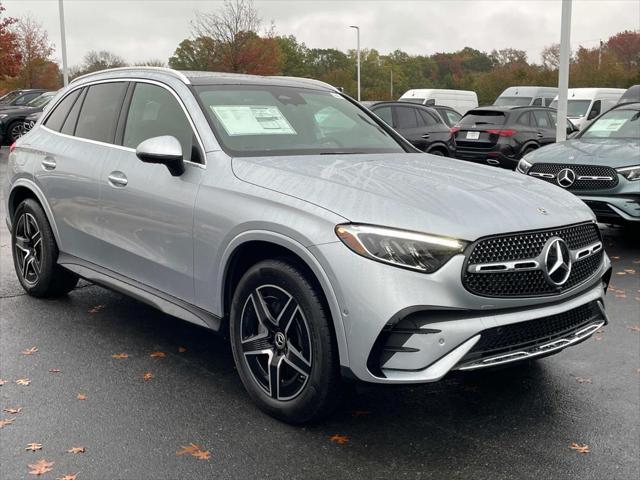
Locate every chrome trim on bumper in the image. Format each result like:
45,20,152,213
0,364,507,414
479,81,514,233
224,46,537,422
457,300,607,371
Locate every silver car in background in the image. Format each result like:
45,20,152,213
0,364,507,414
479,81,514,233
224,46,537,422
5,68,612,423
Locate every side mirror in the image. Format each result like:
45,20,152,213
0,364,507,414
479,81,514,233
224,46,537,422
136,136,185,177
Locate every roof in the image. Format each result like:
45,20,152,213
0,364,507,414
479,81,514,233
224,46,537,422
467,105,554,113
70,67,338,92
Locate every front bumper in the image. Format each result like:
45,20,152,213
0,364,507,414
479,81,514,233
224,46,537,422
311,241,611,384
579,194,640,224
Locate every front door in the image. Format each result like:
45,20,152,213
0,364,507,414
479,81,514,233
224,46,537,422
98,82,205,303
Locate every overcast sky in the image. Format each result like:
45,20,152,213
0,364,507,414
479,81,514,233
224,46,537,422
4,0,639,67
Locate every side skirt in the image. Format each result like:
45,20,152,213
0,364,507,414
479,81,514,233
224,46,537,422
58,253,222,332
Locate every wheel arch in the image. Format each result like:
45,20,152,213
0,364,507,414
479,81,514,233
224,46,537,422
7,180,61,245
426,142,450,156
518,141,540,157
219,231,349,367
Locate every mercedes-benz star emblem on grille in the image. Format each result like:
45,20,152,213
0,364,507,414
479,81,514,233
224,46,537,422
543,237,572,286
556,168,576,188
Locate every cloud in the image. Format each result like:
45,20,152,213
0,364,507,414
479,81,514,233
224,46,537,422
4,0,638,67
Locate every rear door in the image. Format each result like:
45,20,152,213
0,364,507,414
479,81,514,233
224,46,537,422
97,81,205,303
532,110,556,146
391,105,430,150
34,83,128,265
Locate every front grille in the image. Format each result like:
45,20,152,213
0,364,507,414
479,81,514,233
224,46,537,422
529,163,619,190
463,223,602,298
459,302,601,366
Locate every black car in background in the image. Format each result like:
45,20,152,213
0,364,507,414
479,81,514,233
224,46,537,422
367,101,455,156
0,89,47,110
0,91,55,144
452,106,578,169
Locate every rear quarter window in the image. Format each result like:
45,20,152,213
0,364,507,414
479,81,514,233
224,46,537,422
43,89,82,132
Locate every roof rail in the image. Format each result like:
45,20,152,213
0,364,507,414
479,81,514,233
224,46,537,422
70,67,191,85
268,75,338,91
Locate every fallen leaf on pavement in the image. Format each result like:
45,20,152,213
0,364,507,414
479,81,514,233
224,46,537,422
16,378,31,386
67,446,85,454
0,418,15,428
178,346,187,353
56,474,78,480
3,406,22,414
624,269,636,274
76,393,87,401
628,325,640,332
610,256,620,260
177,443,210,460
570,443,590,454
49,369,61,373
329,434,350,444
21,347,38,355
26,443,43,452
142,372,154,382
28,459,54,476
576,377,592,384
193,450,211,460
615,271,626,276
0,379,6,386
88,304,105,314
111,353,129,359
150,351,166,358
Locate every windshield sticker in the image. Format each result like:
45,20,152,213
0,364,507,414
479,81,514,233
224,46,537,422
591,118,626,132
210,105,297,136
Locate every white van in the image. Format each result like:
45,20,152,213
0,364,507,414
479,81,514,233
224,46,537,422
549,88,626,130
493,86,558,107
398,89,478,115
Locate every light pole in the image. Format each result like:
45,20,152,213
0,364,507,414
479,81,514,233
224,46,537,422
58,0,69,86
349,25,360,101
556,0,572,142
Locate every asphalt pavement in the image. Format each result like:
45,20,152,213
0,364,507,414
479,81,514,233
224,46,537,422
1,147,639,480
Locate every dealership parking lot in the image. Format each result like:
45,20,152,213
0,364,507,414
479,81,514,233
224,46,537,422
0,147,638,480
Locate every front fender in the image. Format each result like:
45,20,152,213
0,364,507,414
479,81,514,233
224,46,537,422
218,230,350,369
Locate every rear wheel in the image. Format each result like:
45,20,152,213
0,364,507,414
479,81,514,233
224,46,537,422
520,146,537,158
429,148,447,157
12,199,79,297
6,121,23,143
230,259,341,424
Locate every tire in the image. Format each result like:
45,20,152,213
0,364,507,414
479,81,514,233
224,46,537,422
520,146,537,158
229,259,341,424
6,121,23,143
11,199,79,297
429,149,447,157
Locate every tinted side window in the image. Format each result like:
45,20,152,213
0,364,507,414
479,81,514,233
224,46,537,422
533,110,551,127
544,97,554,107
43,89,82,132
15,92,42,106
589,100,601,117
394,106,418,129
123,83,195,162
76,83,127,144
373,106,393,126
419,110,439,126
61,88,86,135
517,111,533,126
532,98,542,106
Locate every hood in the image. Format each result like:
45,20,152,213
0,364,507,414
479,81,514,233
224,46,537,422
526,137,640,168
232,153,595,242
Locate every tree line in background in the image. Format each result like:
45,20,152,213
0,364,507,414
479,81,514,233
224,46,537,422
1,0,638,105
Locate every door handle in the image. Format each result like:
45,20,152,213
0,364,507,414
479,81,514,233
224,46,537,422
107,171,128,187
421,134,430,139
536,132,544,138
41,158,56,170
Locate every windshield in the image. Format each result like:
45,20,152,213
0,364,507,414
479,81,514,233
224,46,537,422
549,99,591,117
26,93,54,108
196,85,406,156
493,96,532,106
580,108,640,139
0,91,21,105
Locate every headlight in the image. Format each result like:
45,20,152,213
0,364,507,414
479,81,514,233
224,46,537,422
516,158,532,174
335,224,468,273
617,165,640,181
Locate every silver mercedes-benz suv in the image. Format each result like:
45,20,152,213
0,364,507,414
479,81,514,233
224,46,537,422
5,68,612,423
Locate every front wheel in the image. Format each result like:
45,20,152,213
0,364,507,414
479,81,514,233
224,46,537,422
229,259,341,424
12,199,79,297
